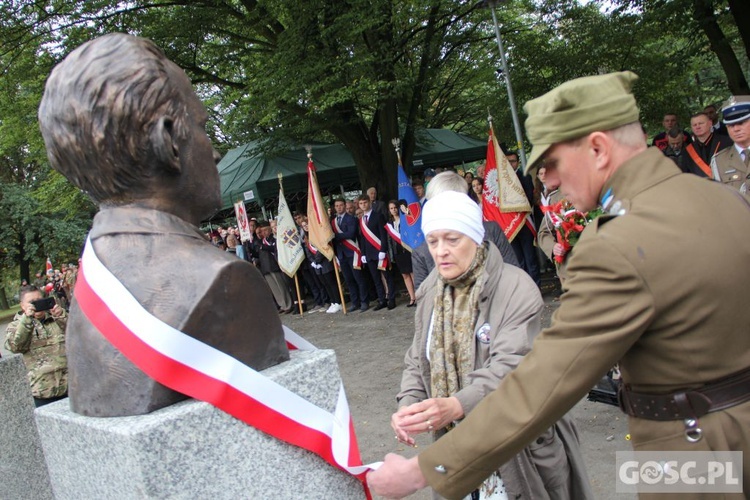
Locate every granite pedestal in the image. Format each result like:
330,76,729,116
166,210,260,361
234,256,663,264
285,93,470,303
0,354,54,500
35,349,365,499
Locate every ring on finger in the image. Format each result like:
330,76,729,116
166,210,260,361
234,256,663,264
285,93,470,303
426,419,434,431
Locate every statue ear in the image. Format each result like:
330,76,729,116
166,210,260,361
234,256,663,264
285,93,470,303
151,116,181,173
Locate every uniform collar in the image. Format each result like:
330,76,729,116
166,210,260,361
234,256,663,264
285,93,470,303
599,148,681,214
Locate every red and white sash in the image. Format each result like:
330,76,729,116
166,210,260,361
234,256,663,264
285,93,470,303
385,222,402,247
332,217,362,270
360,216,388,270
307,240,318,256
76,238,377,496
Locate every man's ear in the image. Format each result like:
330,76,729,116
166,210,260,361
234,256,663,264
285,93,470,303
588,131,611,171
151,116,181,173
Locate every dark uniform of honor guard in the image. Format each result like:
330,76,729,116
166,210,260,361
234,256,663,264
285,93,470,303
38,34,289,417
367,71,750,499
711,96,750,202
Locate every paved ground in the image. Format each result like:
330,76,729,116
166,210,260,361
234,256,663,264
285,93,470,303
1,274,635,499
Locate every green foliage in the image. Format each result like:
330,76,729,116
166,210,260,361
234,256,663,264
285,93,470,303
0,0,746,282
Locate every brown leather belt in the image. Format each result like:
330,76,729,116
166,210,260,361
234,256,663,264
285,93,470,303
618,366,750,421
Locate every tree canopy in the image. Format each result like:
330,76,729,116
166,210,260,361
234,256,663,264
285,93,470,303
0,0,747,285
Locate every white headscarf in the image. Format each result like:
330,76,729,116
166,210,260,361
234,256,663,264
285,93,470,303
422,191,485,245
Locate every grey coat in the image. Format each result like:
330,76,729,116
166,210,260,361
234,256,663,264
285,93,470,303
399,244,592,499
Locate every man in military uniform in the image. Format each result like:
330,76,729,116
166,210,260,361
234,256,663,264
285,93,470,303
711,96,750,202
5,285,68,407
368,71,750,499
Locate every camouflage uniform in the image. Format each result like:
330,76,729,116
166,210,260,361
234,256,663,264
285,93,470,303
4,310,68,398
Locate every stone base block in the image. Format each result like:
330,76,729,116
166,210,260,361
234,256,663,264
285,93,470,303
35,349,364,499
0,354,54,500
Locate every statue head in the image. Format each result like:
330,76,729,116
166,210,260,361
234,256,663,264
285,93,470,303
39,33,221,225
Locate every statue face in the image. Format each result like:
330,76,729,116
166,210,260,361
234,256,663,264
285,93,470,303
165,60,222,222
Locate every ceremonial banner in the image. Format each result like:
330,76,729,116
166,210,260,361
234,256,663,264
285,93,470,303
306,159,335,261
234,201,254,243
482,124,531,242
276,188,304,278
396,164,424,251
76,238,377,497
46,256,53,275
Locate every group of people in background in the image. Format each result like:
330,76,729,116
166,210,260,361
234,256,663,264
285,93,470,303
649,98,750,202
206,187,419,315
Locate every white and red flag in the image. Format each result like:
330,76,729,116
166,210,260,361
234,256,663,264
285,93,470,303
276,185,305,277
481,123,532,242
306,157,335,261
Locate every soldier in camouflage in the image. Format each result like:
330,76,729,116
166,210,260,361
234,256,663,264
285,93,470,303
4,285,68,406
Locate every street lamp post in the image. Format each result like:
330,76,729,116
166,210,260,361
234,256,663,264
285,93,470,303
483,0,527,172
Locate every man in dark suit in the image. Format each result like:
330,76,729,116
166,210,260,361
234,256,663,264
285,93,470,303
367,186,389,219
357,194,395,310
37,33,289,417
332,198,369,312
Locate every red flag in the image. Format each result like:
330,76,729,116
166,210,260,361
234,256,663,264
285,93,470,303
306,159,335,260
481,124,531,242
46,257,53,275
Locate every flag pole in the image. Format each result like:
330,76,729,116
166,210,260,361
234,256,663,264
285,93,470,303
279,172,304,316
484,0,527,171
334,260,347,315
293,273,304,316
391,137,403,168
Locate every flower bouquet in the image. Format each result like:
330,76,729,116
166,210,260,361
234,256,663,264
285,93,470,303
554,208,603,264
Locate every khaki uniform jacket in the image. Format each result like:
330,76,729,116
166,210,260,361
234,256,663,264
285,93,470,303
711,145,750,203
5,311,68,398
401,245,592,499
419,148,750,499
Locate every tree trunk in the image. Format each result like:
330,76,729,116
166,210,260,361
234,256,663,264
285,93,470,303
693,0,750,94
726,0,750,62
0,288,9,310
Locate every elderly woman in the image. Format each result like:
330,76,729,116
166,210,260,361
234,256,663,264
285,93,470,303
392,191,591,499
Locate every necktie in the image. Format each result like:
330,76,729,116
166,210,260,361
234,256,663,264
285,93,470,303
743,148,750,167
337,216,342,225
364,215,369,224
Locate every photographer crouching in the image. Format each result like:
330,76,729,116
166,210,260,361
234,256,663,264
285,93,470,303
4,285,68,407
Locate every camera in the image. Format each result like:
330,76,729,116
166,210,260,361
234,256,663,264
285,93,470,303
31,297,56,312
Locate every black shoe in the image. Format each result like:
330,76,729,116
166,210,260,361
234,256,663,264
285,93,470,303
387,299,396,310
360,303,369,312
373,301,387,311
406,300,417,308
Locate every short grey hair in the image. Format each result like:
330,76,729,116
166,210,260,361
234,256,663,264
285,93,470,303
38,33,187,203
425,171,469,200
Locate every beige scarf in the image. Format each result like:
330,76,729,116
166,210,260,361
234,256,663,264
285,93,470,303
430,242,488,411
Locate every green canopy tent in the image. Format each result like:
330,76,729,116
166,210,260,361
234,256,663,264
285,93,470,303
410,128,486,170
218,141,359,214
216,129,487,217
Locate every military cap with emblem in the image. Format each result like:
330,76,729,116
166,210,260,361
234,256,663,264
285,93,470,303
523,71,641,175
721,95,750,124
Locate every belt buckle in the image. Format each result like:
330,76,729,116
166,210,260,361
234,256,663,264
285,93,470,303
683,418,703,443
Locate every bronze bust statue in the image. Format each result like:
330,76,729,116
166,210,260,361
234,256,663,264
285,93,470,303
38,33,289,417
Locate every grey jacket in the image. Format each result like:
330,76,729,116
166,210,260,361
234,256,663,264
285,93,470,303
399,244,592,499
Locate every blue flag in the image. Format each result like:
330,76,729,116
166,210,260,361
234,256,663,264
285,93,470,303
397,164,425,251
